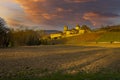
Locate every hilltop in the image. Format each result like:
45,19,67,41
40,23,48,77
50,25,120,45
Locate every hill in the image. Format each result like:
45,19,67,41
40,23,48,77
50,25,120,44
97,32,120,42
50,32,120,44
50,32,104,44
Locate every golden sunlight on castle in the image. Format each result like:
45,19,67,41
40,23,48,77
50,25,90,39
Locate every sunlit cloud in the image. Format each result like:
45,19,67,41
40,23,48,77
0,0,120,29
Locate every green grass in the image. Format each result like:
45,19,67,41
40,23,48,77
0,71,120,80
97,32,120,42
50,32,103,44
51,32,120,44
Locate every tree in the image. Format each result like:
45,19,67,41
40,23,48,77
12,29,41,46
81,25,91,32
0,17,11,47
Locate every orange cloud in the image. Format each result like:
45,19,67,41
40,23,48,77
7,0,119,29
15,0,53,23
33,0,46,2
14,0,74,25
56,8,72,12
83,12,100,26
41,13,58,20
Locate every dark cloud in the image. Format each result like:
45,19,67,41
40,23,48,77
14,0,120,29
83,12,120,26
64,0,96,3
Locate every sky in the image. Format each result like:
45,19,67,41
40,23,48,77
0,0,120,30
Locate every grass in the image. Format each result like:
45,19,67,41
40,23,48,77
50,32,103,44
0,71,120,80
51,32,120,45
97,32,120,42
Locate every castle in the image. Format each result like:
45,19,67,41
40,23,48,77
50,25,87,39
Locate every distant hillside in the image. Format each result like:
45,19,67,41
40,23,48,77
98,25,120,32
108,25,120,32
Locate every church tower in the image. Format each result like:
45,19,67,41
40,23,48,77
64,25,68,31
75,24,80,30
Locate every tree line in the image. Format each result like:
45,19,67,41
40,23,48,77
0,17,50,48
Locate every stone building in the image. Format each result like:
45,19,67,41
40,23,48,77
50,33,62,39
50,25,87,39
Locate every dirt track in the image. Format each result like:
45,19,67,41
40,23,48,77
0,45,120,76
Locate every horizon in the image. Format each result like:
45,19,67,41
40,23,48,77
0,0,120,30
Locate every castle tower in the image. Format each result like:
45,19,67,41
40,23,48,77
64,25,68,31
75,24,80,30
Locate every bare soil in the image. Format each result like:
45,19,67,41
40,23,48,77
0,45,120,77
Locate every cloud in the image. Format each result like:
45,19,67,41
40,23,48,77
0,0,28,26
15,0,120,28
83,12,120,26
64,0,96,3
15,0,50,23
1,0,120,29
15,0,80,27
